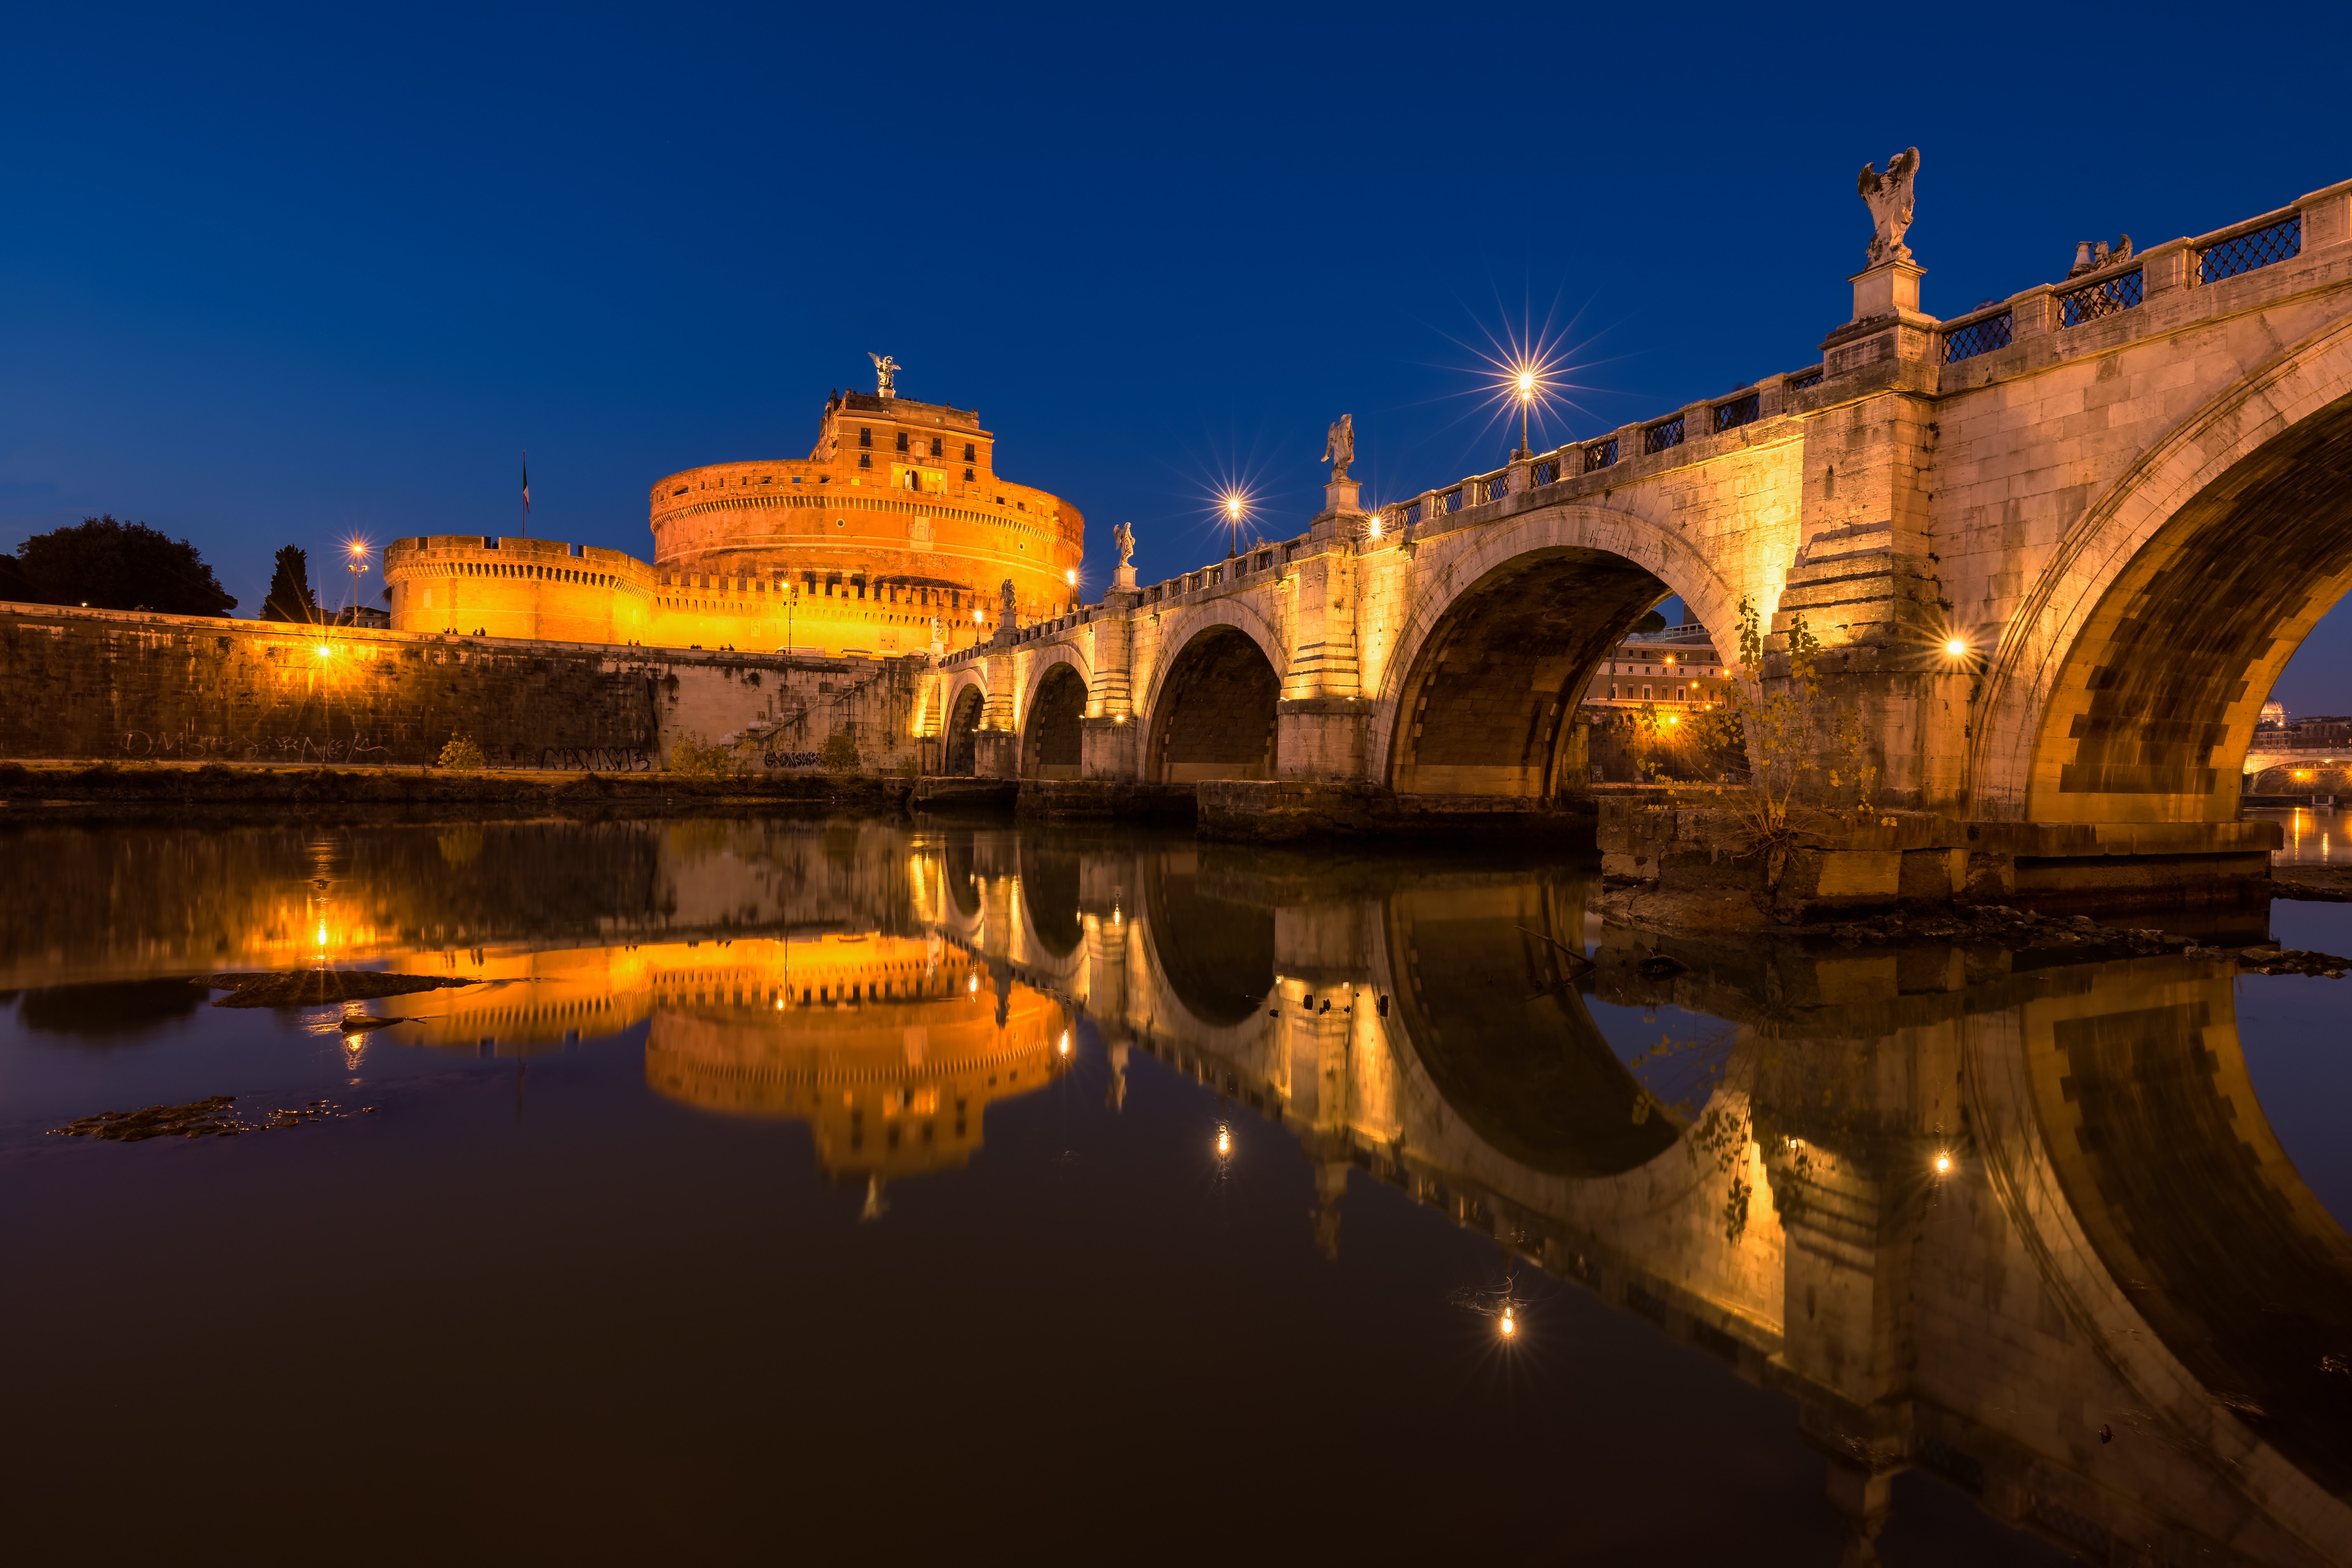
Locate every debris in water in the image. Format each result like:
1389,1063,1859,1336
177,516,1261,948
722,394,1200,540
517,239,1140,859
50,1095,354,1140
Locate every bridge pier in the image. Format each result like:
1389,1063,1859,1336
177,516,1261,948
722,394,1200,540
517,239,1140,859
1273,697,1367,782
1079,714,1137,779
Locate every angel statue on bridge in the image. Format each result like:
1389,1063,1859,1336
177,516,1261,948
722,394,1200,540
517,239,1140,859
869,352,900,398
1856,148,1921,265
1113,521,1135,568
1322,413,1355,484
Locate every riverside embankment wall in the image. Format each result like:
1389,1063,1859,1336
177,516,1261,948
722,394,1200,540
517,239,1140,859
0,602,929,771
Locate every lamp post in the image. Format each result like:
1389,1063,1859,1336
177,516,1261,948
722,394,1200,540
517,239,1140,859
1515,368,1536,459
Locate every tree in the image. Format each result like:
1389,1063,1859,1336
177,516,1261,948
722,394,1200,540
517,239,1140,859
10,516,236,615
261,545,319,623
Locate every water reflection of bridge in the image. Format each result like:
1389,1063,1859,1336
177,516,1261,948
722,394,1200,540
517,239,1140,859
924,828,2352,1567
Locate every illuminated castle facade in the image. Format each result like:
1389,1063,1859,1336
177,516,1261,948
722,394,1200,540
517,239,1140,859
381,382,1084,658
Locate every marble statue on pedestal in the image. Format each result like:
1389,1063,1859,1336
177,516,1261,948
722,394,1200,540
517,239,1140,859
1856,149,1920,264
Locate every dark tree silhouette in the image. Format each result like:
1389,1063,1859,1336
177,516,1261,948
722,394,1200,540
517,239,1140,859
262,545,319,623
10,516,237,615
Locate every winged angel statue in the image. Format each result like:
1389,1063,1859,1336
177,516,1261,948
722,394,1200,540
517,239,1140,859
1856,148,1921,265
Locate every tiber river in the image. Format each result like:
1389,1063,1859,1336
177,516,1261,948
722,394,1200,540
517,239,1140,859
4,813,2350,1565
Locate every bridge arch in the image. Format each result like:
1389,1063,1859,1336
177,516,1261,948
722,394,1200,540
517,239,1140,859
1143,608,1288,784
1367,505,1748,798
1973,316,2352,823
1020,647,1089,779
942,679,985,776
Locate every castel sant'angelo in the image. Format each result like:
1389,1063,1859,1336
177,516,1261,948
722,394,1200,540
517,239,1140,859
382,360,1084,656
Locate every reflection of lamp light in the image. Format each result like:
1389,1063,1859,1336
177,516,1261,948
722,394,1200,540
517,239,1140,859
1216,1126,1231,1157
1934,1152,1953,1175
1500,1307,1516,1338
967,974,978,993
1058,1031,1070,1056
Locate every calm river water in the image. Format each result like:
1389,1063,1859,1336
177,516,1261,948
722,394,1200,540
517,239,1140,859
5,817,2350,1564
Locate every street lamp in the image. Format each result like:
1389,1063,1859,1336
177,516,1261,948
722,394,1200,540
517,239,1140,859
1515,367,1537,458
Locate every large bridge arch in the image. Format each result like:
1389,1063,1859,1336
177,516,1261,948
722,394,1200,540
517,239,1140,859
1367,505,1750,798
1973,316,2352,824
1143,608,1288,784
1020,647,1089,779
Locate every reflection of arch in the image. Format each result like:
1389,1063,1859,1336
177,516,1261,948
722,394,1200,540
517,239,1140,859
1379,878,1678,1176
1141,850,1273,1027
944,832,980,918
1974,971,2352,1540
1023,662,1086,780
1145,625,1281,784
1016,837,1081,958
1974,319,2352,823
1366,507,1747,795
944,685,984,776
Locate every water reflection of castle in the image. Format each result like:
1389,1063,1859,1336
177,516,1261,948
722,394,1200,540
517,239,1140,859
375,930,1070,1183
20,817,2351,1561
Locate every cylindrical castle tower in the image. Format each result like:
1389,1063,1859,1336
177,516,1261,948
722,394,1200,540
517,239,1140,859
643,389,1083,657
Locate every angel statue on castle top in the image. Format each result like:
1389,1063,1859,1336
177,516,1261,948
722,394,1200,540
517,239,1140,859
870,353,900,398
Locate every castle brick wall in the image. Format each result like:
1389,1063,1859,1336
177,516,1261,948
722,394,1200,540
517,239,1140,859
0,602,930,772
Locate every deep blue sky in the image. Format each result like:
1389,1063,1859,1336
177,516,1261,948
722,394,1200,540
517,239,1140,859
6,3,2350,706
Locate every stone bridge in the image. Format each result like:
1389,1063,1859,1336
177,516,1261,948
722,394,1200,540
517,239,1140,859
922,172,2352,882
921,829,2352,1565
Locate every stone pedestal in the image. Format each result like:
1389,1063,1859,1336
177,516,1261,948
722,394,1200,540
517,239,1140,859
1276,697,1368,782
1307,478,1366,542
973,729,1020,779
1080,714,1138,780
1849,257,1926,320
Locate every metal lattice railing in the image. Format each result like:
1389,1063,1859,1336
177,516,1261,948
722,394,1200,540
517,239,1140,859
1438,487,1462,515
1487,469,1509,501
1714,393,1760,432
1787,368,1823,391
1585,439,1618,472
1529,458,1559,486
1943,312,2013,363
1402,499,1423,527
1643,416,1684,455
2059,268,2144,326
2198,214,2301,284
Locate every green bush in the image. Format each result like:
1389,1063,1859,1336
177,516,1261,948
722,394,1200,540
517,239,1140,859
668,732,735,778
438,735,486,771
819,732,862,774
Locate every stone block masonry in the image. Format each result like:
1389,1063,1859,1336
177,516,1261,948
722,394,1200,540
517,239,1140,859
0,602,929,772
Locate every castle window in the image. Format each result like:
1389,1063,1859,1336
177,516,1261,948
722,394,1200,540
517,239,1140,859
895,432,908,452
963,468,973,482
858,427,871,448
963,443,975,462
858,452,870,469
929,437,942,457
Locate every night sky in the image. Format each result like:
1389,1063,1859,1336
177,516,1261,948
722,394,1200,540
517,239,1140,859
6,3,2350,708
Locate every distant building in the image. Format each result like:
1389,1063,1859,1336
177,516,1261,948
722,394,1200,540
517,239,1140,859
331,604,390,629
2260,700,2288,727
1579,623,1729,711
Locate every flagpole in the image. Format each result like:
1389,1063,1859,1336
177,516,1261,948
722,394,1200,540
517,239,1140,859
521,450,529,539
